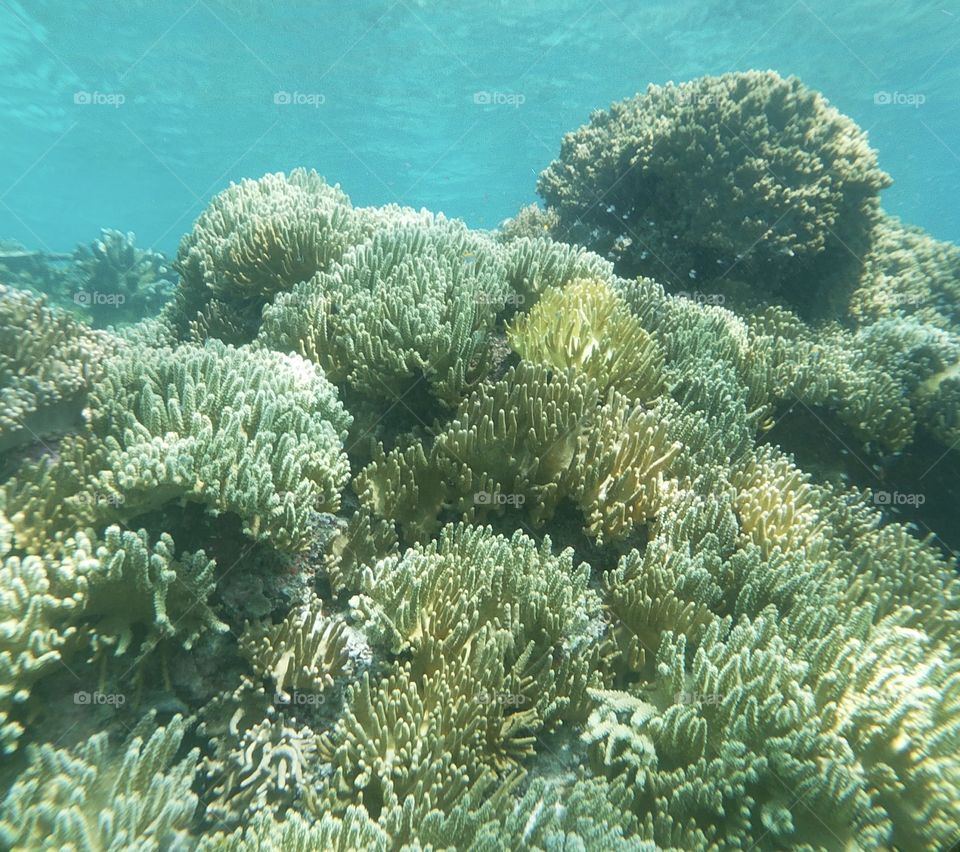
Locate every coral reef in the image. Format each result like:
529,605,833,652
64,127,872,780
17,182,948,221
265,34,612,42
258,218,509,405
5,338,351,551
0,232,175,329
538,71,890,314
71,228,175,327
2,67,960,849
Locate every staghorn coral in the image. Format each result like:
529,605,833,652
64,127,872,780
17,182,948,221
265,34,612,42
259,218,509,404
0,713,199,851
173,168,363,342
0,284,115,453
539,71,890,312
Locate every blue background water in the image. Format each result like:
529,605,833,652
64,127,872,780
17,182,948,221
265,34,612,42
1,0,957,256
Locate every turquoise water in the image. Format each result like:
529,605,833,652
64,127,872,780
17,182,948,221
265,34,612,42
2,1,958,252
2,4,960,851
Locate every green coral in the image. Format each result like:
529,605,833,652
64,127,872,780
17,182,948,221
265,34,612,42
0,713,199,850
850,211,960,330
539,71,890,312
0,505,87,753
198,807,390,851
319,523,603,841
507,277,663,403
172,168,364,342
7,339,351,550
81,525,225,659
358,362,681,544
259,218,509,404
2,97,960,851
71,229,175,328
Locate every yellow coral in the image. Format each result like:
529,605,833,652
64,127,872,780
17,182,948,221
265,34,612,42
508,278,663,403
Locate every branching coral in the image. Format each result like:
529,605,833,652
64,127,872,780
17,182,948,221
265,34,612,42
358,361,681,545
496,203,560,243
850,211,960,330
259,218,509,404
539,71,890,311
239,593,352,702
6,339,351,550
508,277,663,403
173,168,364,342
320,523,604,839
0,505,87,753
2,106,959,851
0,713,199,850
198,807,390,851
501,235,614,307
81,525,225,659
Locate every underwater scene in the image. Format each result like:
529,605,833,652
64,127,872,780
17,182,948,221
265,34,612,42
2,2,960,850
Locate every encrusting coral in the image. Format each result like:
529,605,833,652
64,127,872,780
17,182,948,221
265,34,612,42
2,66,960,849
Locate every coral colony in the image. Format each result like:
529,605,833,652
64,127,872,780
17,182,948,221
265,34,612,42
1,72,959,850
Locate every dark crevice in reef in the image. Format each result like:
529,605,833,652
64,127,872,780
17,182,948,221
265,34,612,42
763,405,960,561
